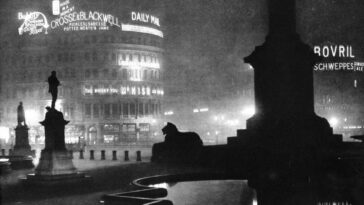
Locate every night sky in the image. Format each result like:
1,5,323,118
1,0,364,97
160,0,364,96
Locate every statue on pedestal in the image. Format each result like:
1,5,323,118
24,71,91,185
48,71,60,109
11,102,34,169
17,102,26,127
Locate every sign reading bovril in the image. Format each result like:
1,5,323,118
314,45,363,72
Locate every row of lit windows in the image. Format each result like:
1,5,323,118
84,68,161,81
84,102,162,119
1,51,160,67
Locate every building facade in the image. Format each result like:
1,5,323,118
0,0,165,148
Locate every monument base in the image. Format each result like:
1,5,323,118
7,155,34,170
9,125,35,169
23,172,92,186
35,149,76,175
23,149,92,186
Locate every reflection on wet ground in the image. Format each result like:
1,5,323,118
150,179,359,205
150,180,257,205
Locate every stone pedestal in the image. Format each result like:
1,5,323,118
13,125,35,156
227,0,342,199
9,125,35,169
24,108,91,186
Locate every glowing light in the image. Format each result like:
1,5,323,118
242,105,255,117
25,109,41,126
18,12,49,35
0,127,10,143
149,183,168,189
199,108,209,112
164,111,174,116
52,0,60,15
122,24,164,38
0,158,9,162
226,119,240,126
193,109,199,113
131,12,160,27
329,117,339,127
120,61,160,69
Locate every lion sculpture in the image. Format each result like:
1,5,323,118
151,122,203,163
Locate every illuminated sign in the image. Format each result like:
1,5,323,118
17,0,163,37
51,11,121,31
314,45,355,58
52,0,60,15
119,60,160,69
121,24,163,38
83,85,163,96
18,12,49,35
131,12,160,27
314,45,364,72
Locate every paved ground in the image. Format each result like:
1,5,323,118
1,158,211,205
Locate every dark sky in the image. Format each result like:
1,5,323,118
1,0,364,97
159,0,364,97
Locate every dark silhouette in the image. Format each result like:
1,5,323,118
151,122,203,163
17,101,26,126
48,71,60,109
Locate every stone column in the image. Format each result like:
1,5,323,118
228,0,341,198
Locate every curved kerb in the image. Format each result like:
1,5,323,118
101,172,243,205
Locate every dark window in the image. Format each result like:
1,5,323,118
85,104,91,117
103,69,108,78
122,69,128,79
92,69,98,78
93,104,99,118
104,103,111,117
130,103,135,116
138,103,143,116
123,103,128,116
112,103,118,116
112,69,117,79
85,69,91,78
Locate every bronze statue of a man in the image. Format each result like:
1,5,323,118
17,101,26,126
48,71,60,109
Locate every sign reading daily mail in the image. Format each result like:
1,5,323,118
17,0,163,37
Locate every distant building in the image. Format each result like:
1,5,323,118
0,0,165,148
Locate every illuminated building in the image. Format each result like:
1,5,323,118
0,0,164,148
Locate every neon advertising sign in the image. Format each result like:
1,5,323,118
17,0,163,38
313,45,364,72
18,12,49,35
